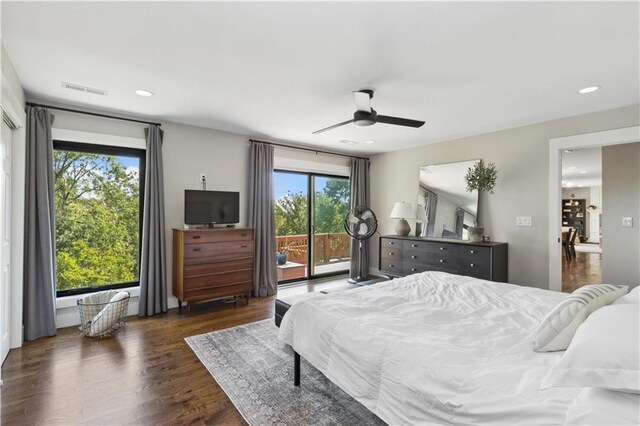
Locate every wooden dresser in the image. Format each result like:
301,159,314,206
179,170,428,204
379,235,508,282
173,228,254,312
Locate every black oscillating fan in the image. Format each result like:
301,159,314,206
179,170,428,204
344,206,378,284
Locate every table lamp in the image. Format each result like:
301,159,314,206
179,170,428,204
390,202,415,236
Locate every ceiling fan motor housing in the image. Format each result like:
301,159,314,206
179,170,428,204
354,109,377,126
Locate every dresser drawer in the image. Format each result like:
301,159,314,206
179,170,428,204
458,262,491,281
184,282,252,302
458,246,491,263
183,269,254,290
380,246,402,260
380,238,402,250
403,248,457,265
184,240,254,260
184,258,254,277
403,240,459,255
184,229,253,244
380,259,403,275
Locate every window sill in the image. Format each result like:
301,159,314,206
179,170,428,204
56,286,141,310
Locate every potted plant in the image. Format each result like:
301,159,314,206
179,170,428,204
276,243,300,265
464,160,498,242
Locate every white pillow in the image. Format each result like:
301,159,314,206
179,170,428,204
613,286,640,305
534,284,627,352
542,303,640,394
89,291,130,336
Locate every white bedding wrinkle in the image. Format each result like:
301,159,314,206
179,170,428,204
279,271,587,425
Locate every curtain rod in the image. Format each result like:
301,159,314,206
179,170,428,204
250,139,369,161
26,102,162,127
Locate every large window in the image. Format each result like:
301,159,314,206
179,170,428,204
54,141,145,296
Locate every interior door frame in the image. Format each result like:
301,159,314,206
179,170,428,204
548,125,640,292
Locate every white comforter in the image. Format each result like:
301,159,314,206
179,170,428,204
278,271,581,425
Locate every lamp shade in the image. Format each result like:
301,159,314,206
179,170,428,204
416,204,428,222
390,202,416,219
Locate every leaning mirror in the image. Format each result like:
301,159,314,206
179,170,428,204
416,160,479,240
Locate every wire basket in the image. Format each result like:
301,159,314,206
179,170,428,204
77,290,131,338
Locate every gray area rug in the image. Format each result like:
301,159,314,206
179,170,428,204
185,319,385,426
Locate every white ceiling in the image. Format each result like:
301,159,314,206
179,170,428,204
2,2,639,154
562,147,602,188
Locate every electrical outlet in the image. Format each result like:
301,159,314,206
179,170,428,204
200,173,207,182
516,216,532,227
622,217,633,228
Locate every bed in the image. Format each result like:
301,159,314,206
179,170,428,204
278,271,639,425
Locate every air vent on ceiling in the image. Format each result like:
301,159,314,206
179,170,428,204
61,82,108,96
339,140,358,145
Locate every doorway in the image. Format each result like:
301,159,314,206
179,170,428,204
561,147,602,292
274,170,350,284
549,126,640,293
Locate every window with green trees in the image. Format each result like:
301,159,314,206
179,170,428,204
54,141,145,296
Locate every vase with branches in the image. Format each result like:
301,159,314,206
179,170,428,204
464,160,498,242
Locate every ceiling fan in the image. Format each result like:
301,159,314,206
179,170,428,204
312,90,426,134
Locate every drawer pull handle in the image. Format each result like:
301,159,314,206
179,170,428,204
470,250,475,254
470,263,475,267
389,264,394,267
440,247,445,251
412,244,417,247
439,259,445,263
241,233,247,237
389,242,394,245
389,252,394,255
241,245,248,248
411,255,417,259
193,248,201,252
411,268,416,272
193,235,201,239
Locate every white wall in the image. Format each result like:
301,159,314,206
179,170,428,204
370,104,640,289
602,142,640,288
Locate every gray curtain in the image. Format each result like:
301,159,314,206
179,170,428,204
138,125,167,316
425,190,438,236
249,141,277,297
349,158,371,280
24,107,57,341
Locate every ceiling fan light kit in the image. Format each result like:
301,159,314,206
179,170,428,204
313,90,426,134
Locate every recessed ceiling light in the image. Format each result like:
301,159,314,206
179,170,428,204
365,140,375,144
568,166,577,170
579,170,587,174
564,149,575,153
566,182,574,187
578,185,583,187
339,140,358,145
135,89,153,97
578,86,600,94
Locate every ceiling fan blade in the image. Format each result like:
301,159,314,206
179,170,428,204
353,91,372,113
376,115,425,128
312,119,354,134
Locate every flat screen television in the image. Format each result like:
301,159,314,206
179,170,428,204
184,190,240,225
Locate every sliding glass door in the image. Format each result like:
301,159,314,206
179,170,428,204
274,170,350,284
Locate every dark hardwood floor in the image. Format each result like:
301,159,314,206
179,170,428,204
1,297,276,425
562,251,602,293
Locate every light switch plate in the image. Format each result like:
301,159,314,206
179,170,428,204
516,216,532,227
622,217,633,228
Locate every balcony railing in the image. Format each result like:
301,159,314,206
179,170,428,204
276,233,351,265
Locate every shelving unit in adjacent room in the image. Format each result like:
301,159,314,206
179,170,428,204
562,198,586,241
